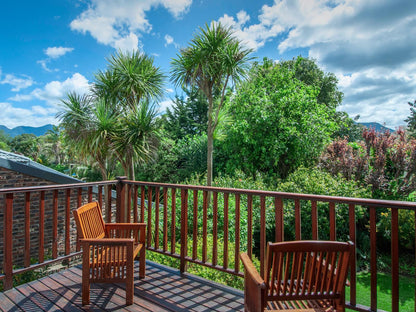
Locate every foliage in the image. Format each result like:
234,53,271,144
279,56,343,110
147,234,259,290
331,111,364,141
171,22,253,186
345,272,415,311
320,128,416,200
163,88,208,141
223,57,338,179
254,167,371,266
405,99,416,138
58,50,164,180
9,133,40,160
0,130,10,151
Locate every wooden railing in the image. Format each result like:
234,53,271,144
1,178,416,312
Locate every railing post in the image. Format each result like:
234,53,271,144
4,193,13,290
116,176,127,223
180,189,188,273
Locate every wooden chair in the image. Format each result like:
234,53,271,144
240,240,353,312
73,202,146,306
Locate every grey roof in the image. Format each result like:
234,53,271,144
0,149,82,184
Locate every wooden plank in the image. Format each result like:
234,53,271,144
260,195,266,277
234,194,240,273
192,190,198,260
180,189,188,273
349,203,357,306
212,192,218,266
0,290,23,311
155,187,160,249
170,188,176,254
15,282,61,311
391,208,399,312
39,191,45,263
275,197,283,242
370,207,377,311
24,192,31,268
52,189,58,259
202,190,208,263
65,189,71,255
163,187,168,252
329,201,336,240
311,200,318,240
247,194,253,257
223,193,229,269
295,199,301,240
147,186,153,247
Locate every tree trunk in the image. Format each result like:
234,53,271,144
206,95,214,187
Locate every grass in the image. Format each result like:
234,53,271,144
346,272,415,311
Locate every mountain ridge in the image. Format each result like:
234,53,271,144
0,124,54,137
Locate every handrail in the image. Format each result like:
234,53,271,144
1,178,415,312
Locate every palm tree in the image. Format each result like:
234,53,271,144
58,51,165,181
171,22,253,186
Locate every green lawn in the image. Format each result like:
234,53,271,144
346,272,415,311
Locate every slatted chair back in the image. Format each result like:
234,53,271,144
265,240,352,309
73,202,106,239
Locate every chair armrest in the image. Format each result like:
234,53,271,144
80,238,135,246
240,252,266,288
240,252,266,312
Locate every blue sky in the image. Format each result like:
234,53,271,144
1,0,415,129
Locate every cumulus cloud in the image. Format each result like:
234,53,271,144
158,99,174,112
0,102,58,128
31,73,90,106
164,34,179,48
70,0,192,51
0,73,34,92
9,73,90,106
217,0,416,128
44,47,74,59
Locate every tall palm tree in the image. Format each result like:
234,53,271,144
59,51,165,181
171,22,253,186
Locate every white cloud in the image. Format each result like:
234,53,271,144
70,0,192,51
158,99,174,112
217,0,416,128
31,73,91,107
0,102,58,128
164,34,179,48
44,46,74,59
0,73,34,92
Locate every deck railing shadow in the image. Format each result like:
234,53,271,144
1,177,415,312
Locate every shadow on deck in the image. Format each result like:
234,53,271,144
0,261,244,311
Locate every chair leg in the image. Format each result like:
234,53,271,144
139,248,146,278
126,258,134,305
82,249,90,305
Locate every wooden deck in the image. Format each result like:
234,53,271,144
0,261,244,311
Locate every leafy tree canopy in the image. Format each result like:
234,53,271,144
222,58,338,179
163,88,208,141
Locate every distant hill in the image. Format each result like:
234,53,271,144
358,122,394,133
0,124,54,137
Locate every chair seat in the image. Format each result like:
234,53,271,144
266,299,335,311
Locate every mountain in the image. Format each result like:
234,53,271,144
358,122,394,133
0,124,54,137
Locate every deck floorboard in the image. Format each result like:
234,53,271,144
2,261,244,311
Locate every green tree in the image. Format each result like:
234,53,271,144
405,100,416,138
223,58,337,179
280,56,343,110
9,133,40,160
93,50,165,179
171,22,253,186
59,51,164,180
0,130,10,151
164,88,208,141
